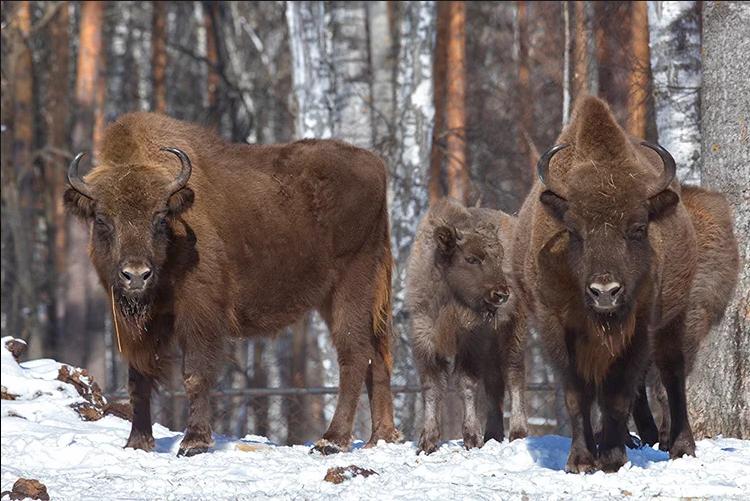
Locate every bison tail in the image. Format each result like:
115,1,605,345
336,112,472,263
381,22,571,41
372,225,395,375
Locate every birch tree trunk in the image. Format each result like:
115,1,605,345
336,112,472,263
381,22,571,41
329,2,372,148
647,1,701,185
367,1,395,154
687,0,750,439
390,0,436,439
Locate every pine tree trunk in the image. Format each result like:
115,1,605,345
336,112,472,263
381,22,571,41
687,0,750,439
627,0,650,137
428,1,450,204
647,1,701,185
152,1,168,114
517,2,533,174
445,1,468,204
44,3,71,361
64,1,107,379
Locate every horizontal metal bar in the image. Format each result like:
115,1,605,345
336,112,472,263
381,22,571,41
103,382,557,401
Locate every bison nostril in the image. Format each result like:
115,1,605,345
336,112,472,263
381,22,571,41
142,270,152,281
609,285,622,297
588,286,600,298
121,270,132,282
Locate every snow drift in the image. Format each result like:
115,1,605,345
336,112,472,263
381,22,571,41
2,336,749,500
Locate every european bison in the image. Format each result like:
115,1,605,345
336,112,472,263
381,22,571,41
63,112,399,456
407,198,528,454
512,96,737,472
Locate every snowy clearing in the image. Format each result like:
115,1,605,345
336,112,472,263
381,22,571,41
2,338,750,500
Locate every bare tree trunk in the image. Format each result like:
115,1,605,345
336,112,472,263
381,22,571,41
517,2,533,174
562,0,571,124
573,1,598,99
687,0,750,439
428,1,449,204
390,0,437,440
152,1,168,114
205,1,220,128
64,1,107,381
647,1,701,185
43,3,71,362
368,1,395,155
329,2,372,148
627,0,650,137
445,1,468,204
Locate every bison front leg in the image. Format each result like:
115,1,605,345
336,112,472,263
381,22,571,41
482,358,506,444
456,367,484,450
631,379,659,447
506,319,529,441
177,340,223,457
598,392,633,472
416,357,450,455
125,366,155,451
564,382,597,474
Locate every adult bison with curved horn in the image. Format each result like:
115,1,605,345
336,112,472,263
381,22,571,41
64,112,398,456
512,96,737,473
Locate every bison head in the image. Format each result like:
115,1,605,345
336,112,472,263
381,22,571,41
536,140,678,324
433,210,514,322
63,148,194,321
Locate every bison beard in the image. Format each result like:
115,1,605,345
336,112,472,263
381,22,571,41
116,292,151,329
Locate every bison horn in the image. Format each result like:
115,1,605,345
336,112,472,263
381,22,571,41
160,147,193,195
641,141,676,198
537,143,570,198
68,151,93,199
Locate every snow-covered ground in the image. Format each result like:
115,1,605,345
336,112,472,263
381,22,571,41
2,337,750,501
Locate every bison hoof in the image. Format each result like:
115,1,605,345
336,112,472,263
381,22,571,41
668,439,696,460
565,448,597,474
598,446,627,473
462,433,484,450
625,433,643,450
125,433,155,452
509,427,529,442
177,446,208,457
417,428,440,455
658,432,671,452
364,428,402,448
310,439,345,456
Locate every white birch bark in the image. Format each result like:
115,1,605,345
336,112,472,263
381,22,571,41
647,1,701,185
287,1,334,139
329,1,372,148
367,1,394,149
389,0,436,437
563,1,571,125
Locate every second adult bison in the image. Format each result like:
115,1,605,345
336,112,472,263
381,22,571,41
407,198,528,454
512,96,738,472
64,112,398,456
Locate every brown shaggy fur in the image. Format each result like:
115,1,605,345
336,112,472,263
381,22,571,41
512,96,737,472
407,198,528,454
63,112,398,456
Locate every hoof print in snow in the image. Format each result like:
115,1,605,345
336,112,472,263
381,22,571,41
4,338,27,362
324,465,377,484
0,478,50,501
1,386,19,401
70,401,103,421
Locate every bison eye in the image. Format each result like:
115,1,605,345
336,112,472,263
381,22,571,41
465,256,482,265
160,217,168,227
95,217,108,228
629,225,647,240
567,229,582,242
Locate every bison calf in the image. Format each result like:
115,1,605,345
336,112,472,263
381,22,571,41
407,198,528,454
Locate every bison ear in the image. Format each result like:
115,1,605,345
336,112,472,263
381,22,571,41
540,190,568,221
648,189,679,220
63,188,95,220
167,187,194,215
434,225,458,255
